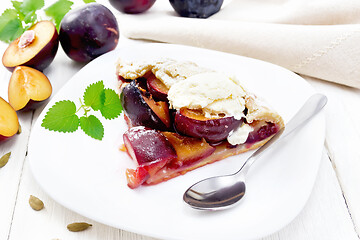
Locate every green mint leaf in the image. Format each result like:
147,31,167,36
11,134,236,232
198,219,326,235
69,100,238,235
0,9,24,43
11,1,25,20
83,0,96,3
12,1,23,11
83,81,105,111
23,10,37,24
80,115,104,140
44,0,73,31
41,100,80,133
100,89,122,120
20,0,44,15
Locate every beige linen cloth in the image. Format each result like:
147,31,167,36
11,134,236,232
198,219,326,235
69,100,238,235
116,0,360,88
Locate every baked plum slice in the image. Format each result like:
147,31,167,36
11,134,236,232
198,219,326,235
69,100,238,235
245,122,280,144
120,81,171,130
123,126,177,188
117,75,130,84
125,167,148,189
174,108,242,143
118,76,147,90
162,132,215,169
146,72,168,101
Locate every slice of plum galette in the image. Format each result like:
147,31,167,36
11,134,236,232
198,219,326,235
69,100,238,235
117,58,284,189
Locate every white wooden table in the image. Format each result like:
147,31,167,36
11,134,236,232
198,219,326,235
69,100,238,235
1,1,360,240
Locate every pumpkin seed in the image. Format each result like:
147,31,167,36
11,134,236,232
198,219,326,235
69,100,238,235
29,195,44,211
67,222,92,232
0,152,11,168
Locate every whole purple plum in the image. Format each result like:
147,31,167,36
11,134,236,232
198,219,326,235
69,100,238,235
169,0,224,18
59,3,119,62
109,0,156,14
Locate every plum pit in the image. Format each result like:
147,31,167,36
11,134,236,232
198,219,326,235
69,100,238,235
18,30,36,49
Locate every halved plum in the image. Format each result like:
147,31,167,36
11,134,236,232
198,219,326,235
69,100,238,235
2,21,59,71
8,66,52,111
0,97,19,142
123,126,177,188
120,81,171,131
174,108,242,143
162,132,215,169
146,72,168,101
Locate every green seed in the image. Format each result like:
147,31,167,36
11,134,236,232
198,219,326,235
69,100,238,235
67,222,92,232
29,195,44,211
0,152,11,168
17,125,22,134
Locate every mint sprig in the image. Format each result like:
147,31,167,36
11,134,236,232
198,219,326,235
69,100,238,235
0,0,45,43
41,80,122,140
44,0,74,31
0,0,96,43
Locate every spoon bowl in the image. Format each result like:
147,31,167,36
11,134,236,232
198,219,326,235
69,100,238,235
184,174,246,210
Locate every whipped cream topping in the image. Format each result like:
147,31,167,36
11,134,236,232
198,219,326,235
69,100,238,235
227,123,254,145
167,72,247,120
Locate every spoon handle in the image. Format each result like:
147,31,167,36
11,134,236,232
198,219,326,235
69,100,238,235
238,93,327,176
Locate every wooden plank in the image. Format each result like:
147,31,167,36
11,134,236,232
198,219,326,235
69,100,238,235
263,153,358,240
307,76,360,235
0,41,34,240
0,113,33,240
0,41,83,240
8,152,358,240
8,157,157,240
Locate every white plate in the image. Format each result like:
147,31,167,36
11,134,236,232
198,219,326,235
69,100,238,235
28,43,325,240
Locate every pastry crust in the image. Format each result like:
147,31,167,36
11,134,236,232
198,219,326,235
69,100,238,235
116,58,209,89
117,58,284,130
245,94,284,129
